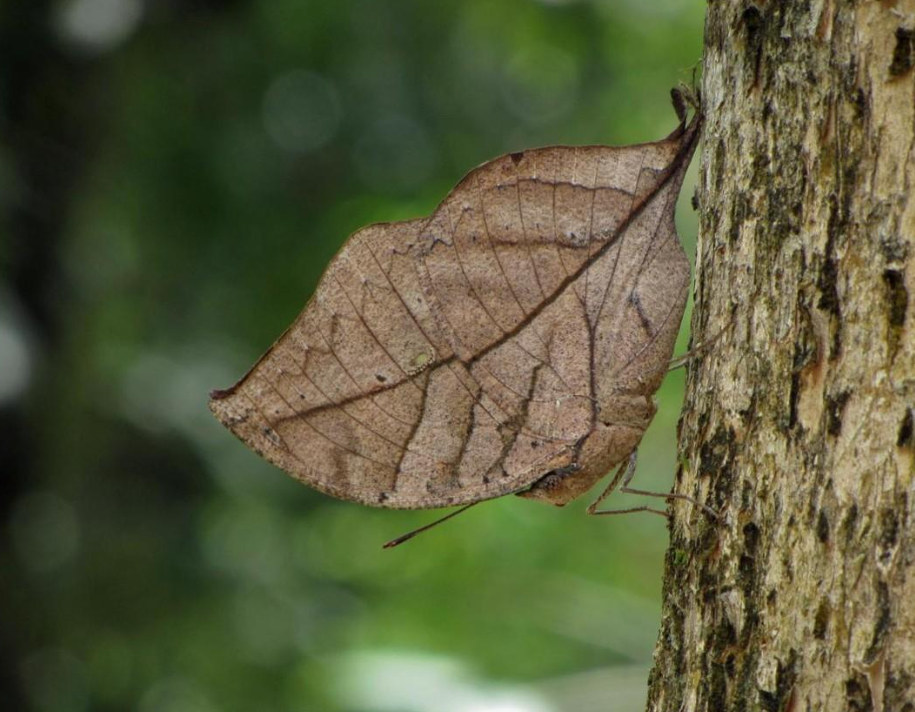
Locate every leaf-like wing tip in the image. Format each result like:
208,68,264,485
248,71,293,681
207,394,249,443
209,386,235,401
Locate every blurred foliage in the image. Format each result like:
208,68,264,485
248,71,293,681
1,1,704,711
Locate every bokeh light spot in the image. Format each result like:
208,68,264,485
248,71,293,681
54,0,143,53
85,633,134,705
138,677,216,712
501,46,580,125
353,115,436,195
10,491,80,573
0,310,32,406
332,651,555,712
199,498,287,584
21,648,90,712
262,70,343,155
232,587,293,664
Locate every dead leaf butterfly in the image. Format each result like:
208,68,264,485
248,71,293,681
210,92,703,546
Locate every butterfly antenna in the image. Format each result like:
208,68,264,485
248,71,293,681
383,503,478,549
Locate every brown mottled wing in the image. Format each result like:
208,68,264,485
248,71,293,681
209,116,700,509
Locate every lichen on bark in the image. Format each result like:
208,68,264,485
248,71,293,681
647,1,915,710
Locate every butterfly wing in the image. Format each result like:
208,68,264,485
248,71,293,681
209,117,699,509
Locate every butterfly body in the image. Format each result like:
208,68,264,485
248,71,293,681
519,392,659,506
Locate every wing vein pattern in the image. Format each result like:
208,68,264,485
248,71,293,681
210,116,700,509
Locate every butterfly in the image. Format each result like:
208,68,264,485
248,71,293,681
210,92,704,546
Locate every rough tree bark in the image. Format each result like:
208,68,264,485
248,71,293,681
647,1,915,710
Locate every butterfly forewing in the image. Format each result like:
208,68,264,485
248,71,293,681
209,116,700,509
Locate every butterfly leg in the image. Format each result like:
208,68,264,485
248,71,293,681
667,313,735,371
587,450,719,519
668,338,718,371
587,451,666,517
620,484,720,519
589,504,669,517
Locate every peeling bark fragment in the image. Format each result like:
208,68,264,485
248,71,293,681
864,580,891,664
880,234,908,263
818,240,841,318
845,674,874,712
842,503,859,546
877,509,899,566
816,509,830,543
699,426,736,477
825,389,850,436
890,27,914,78
813,599,830,639
759,649,798,712
898,408,914,449
883,269,908,358
788,370,801,429
740,5,765,90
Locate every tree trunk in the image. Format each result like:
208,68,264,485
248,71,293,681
646,2,915,710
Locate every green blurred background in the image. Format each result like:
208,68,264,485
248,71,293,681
1,1,704,710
